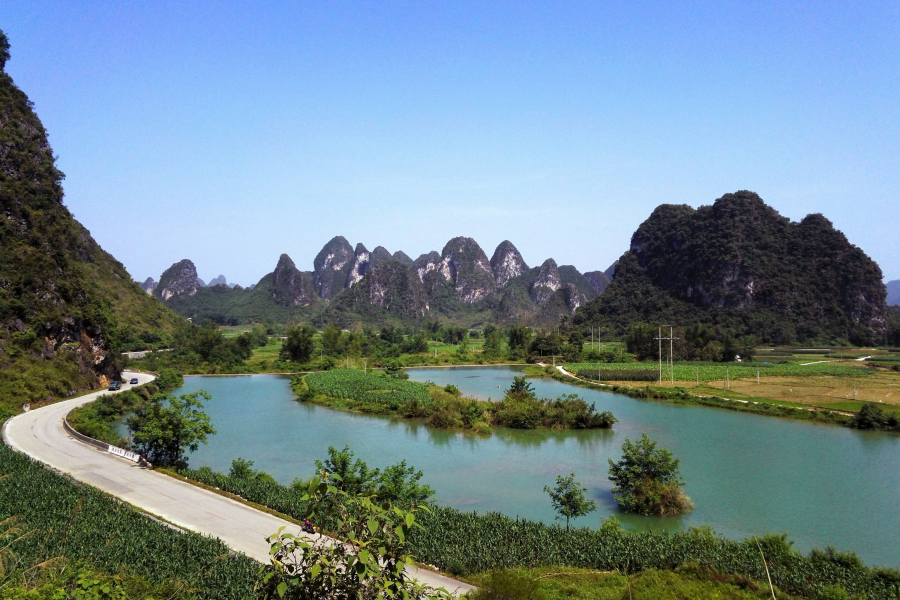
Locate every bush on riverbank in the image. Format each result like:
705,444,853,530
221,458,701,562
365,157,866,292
176,464,900,600
296,369,616,432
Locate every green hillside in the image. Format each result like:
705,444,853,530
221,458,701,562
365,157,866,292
573,191,888,345
0,31,183,411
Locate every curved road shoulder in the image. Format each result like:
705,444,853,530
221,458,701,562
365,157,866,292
2,371,472,595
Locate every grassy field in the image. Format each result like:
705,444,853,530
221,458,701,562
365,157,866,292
470,566,791,600
560,358,900,415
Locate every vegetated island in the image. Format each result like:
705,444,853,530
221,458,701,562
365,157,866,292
291,369,616,432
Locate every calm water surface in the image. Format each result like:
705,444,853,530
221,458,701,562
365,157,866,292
164,368,900,567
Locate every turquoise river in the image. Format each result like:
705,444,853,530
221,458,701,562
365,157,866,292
164,367,900,567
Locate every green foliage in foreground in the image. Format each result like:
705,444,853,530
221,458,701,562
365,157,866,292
0,562,194,600
564,361,871,382
0,445,257,599
259,479,448,600
175,464,900,600
298,369,616,432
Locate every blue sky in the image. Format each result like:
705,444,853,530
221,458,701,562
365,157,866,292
4,1,899,285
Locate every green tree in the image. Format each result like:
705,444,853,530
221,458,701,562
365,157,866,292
321,325,343,356
126,391,216,469
625,322,657,361
280,325,316,363
607,432,693,516
543,473,596,530
483,324,502,359
506,325,532,359
508,376,535,399
314,446,434,506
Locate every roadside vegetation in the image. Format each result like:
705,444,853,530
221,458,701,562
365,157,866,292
0,443,257,599
176,447,900,600
295,370,616,433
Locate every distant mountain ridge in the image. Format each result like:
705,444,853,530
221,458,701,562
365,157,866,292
150,237,601,327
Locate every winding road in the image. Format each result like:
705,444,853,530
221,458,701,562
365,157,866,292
2,371,473,595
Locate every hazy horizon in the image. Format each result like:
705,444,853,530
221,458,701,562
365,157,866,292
4,2,898,285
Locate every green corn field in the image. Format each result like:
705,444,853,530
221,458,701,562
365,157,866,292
304,369,434,409
0,445,257,599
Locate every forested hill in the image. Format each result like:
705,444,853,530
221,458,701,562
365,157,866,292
573,191,888,345
0,31,183,410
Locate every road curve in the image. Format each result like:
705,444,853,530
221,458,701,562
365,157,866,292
2,370,473,595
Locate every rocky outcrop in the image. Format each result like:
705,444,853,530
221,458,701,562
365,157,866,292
392,250,415,266
345,243,371,289
583,271,610,295
888,280,900,307
558,265,598,300
414,251,442,280
530,259,561,306
140,277,157,295
271,254,317,306
313,236,355,299
562,283,586,312
155,259,201,301
414,238,495,304
331,260,429,320
490,241,528,288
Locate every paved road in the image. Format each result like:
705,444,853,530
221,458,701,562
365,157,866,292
2,371,473,595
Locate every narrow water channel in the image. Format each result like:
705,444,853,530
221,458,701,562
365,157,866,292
163,368,900,567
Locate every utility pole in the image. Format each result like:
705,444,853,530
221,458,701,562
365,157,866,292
669,326,676,383
654,326,678,383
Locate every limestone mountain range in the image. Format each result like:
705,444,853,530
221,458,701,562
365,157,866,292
148,237,611,327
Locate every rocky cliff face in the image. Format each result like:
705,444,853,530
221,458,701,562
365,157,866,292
140,277,157,295
490,240,529,288
583,270,610,294
330,260,429,320
271,254,317,306
530,259,562,306
155,259,201,301
313,236,355,299
345,243,371,289
575,191,888,344
414,237,496,304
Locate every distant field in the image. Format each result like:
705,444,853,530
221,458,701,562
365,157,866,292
563,360,869,381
